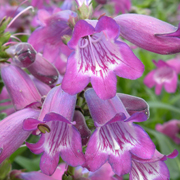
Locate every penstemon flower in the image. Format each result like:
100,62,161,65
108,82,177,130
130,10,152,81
156,120,180,144
144,59,180,95
62,16,144,100
84,88,155,176
23,85,85,175
114,14,180,55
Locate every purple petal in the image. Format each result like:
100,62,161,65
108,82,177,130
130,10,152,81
108,151,131,176
37,9,51,26
44,112,72,124
26,135,45,154
38,85,76,122
130,124,155,159
144,70,156,88
130,160,170,180
61,53,90,95
105,113,126,126
114,41,144,80
95,16,120,40
166,58,180,73
155,23,180,37
23,118,42,131
68,20,95,49
0,108,40,164
20,171,54,180
89,163,122,180
85,88,128,126
124,112,147,123
60,125,85,166
91,70,117,100
40,152,59,175
117,93,149,118
85,128,109,171
155,84,163,95
164,71,177,93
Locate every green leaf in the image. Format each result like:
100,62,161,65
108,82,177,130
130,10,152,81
145,127,180,179
14,156,41,171
9,146,27,162
147,101,180,114
0,113,7,121
0,159,11,179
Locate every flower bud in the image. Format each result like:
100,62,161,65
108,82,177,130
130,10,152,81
6,43,36,68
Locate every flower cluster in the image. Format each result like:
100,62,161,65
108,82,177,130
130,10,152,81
0,0,179,179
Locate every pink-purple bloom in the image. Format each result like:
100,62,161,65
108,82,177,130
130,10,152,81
23,85,85,175
62,16,144,100
114,14,180,54
144,59,180,95
156,120,180,144
84,88,155,176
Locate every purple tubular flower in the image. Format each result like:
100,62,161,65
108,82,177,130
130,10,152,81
0,108,40,164
1,64,42,110
62,16,144,100
23,86,85,175
84,88,155,176
27,53,59,85
156,120,180,144
114,14,180,54
144,59,180,95
130,149,178,180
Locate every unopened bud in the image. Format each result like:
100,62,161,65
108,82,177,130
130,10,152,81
6,43,36,68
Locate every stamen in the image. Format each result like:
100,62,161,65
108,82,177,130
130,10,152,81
10,35,21,42
7,6,34,29
13,32,30,36
78,38,89,48
13,0,29,17
3,42,18,46
91,32,103,43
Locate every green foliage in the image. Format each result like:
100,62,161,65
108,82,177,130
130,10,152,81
0,17,11,62
14,156,41,171
0,160,11,179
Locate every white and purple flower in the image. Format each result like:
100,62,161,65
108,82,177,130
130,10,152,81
84,88,155,176
62,16,144,100
23,85,85,175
